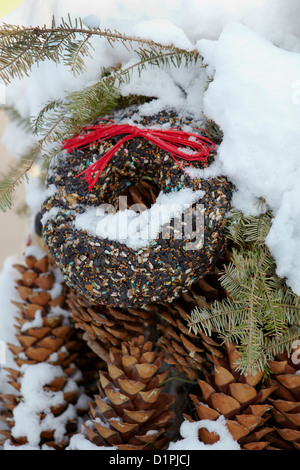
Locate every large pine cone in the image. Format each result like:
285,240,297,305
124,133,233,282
0,249,91,449
264,350,300,450
153,252,231,380
67,290,155,363
185,343,277,450
81,336,175,450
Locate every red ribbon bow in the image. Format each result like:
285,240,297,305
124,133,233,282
62,121,215,190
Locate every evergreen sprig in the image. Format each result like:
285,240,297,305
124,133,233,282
188,211,300,375
0,16,203,211
1,105,33,133
0,15,200,84
0,145,38,212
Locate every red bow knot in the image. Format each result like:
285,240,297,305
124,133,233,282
62,121,215,191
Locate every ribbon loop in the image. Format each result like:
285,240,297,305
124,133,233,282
132,126,143,137
62,121,215,191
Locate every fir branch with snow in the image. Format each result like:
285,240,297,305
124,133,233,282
188,211,300,375
0,16,203,212
0,15,200,84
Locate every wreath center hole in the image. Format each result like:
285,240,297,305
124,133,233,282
119,178,160,212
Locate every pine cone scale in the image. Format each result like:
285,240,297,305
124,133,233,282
82,336,175,450
0,250,91,449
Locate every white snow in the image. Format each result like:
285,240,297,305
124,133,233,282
146,429,158,436
4,0,300,53
75,393,90,412
25,176,53,217
69,417,240,450
24,244,47,260
11,363,78,448
1,120,34,159
48,352,59,362
48,305,71,321
195,22,300,294
67,432,116,451
48,267,64,299
82,14,100,29
3,442,41,450
133,18,193,51
2,0,300,138
41,207,60,226
0,256,21,397
2,0,300,451
168,416,240,450
21,309,43,332
73,188,204,250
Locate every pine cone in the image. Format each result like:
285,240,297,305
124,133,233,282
68,252,230,375
156,252,231,380
185,343,277,450
82,336,176,450
1,363,84,450
67,290,156,363
264,350,300,450
0,249,90,449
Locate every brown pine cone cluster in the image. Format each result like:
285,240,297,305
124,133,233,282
184,343,276,450
264,351,300,449
2,178,299,452
1,364,85,450
67,290,156,363
152,252,231,380
184,342,300,450
0,249,91,449
81,336,175,450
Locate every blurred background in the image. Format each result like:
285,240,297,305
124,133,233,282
0,0,25,17
0,1,28,271
0,111,28,271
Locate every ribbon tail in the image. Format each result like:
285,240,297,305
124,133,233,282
169,154,190,176
76,135,132,188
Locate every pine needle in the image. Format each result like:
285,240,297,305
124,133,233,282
188,211,300,376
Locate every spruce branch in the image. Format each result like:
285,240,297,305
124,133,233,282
63,34,94,75
227,208,273,247
0,113,66,210
265,326,300,358
0,16,200,84
27,44,196,173
0,70,121,208
0,104,33,133
188,211,300,375
0,147,36,212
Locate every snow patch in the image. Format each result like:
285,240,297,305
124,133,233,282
0,256,21,399
24,244,47,260
11,363,77,447
67,432,116,450
73,188,204,250
168,416,240,450
21,309,43,332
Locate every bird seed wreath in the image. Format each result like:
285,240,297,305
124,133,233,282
41,107,232,308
